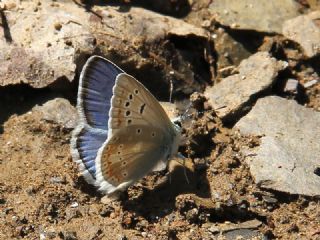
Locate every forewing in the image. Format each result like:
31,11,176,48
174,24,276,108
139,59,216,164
78,56,123,130
109,73,174,134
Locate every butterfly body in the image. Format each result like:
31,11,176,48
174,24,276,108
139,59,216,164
71,56,181,195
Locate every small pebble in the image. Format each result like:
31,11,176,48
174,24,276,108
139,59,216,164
70,202,79,208
54,22,62,31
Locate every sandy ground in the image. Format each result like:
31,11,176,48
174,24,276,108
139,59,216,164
0,84,319,240
0,0,320,239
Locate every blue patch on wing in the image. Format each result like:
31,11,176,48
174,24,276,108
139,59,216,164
74,127,107,180
79,56,124,130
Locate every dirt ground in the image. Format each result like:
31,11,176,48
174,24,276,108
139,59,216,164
0,83,319,240
1,1,320,240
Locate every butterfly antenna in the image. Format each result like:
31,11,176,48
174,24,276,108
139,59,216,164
169,77,173,103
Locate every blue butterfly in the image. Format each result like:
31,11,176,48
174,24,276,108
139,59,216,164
71,56,181,195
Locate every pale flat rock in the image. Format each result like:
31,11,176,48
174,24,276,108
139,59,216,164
0,0,207,88
283,11,320,58
33,98,77,129
235,96,320,196
0,0,95,87
204,52,287,120
209,0,300,33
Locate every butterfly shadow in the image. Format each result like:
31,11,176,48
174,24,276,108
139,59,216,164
120,163,211,220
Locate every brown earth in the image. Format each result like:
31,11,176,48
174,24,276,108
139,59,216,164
1,1,320,240
0,83,319,240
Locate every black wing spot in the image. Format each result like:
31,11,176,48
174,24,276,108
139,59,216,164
117,151,121,155
122,161,127,166
151,132,156,137
127,119,132,125
123,172,128,177
129,94,133,100
125,110,131,116
125,101,130,107
136,128,141,134
134,89,139,95
140,103,146,114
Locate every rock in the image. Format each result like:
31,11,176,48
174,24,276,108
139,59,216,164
0,1,94,88
284,79,299,93
0,0,208,92
283,11,320,58
63,231,77,240
185,208,199,223
65,207,81,221
208,219,262,233
50,176,67,184
213,27,252,77
204,52,287,120
209,0,300,33
303,79,318,88
223,229,264,239
235,96,320,196
33,98,77,129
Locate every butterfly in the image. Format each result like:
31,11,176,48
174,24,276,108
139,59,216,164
71,56,182,195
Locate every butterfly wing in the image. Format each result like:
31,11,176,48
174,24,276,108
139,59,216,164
77,56,124,129
96,124,171,194
72,56,181,195
109,73,175,134
95,73,180,194
71,56,124,183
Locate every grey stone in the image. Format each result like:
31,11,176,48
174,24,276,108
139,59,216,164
283,11,320,58
235,96,320,196
0,1,207,89
50,176,66,184
0,1,95,88
33,98,77,129
208,219,262,238
209,0,300,33
303,79,318,89
284,79,299,93
204,52,287,120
